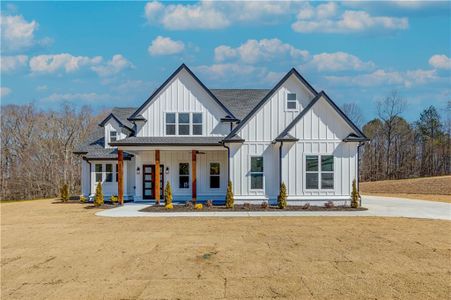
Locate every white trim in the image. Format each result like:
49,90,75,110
249,156,264,191
285,92,299,112
303,154,335,192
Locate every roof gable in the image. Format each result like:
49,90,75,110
129,64,235,121
224,67,318,140
276,91,367,141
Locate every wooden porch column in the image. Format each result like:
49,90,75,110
155,150,160,205
118,150,124,205
192,150,197,204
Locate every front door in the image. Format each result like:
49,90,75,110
142,164,164,200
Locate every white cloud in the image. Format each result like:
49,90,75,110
36,85,47,91
304,52,375,71
1,55,28,72
214,38,308,64
148,36,185,56
91,54,133,77
195,63,258,80
41,92,113,103
1,87,12,97
326,68,438,88
429,54,451,70
29,53,102,74
0,14,38,52
292,7,408,33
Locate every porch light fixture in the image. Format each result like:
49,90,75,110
136,167,140,175
165,167,169,175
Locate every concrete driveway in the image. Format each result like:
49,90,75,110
96,195,451,220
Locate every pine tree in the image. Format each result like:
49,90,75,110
164,181,173,206
60,183,69,202
351,179,359,208
225,180,234,208
277,182,287,209
94,181,104,207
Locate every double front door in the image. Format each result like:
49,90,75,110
143,164,164,200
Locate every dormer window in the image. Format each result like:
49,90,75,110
287,93,298,110
110,131,117,143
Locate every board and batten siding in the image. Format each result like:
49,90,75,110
104,119,127,148
136,68,229,137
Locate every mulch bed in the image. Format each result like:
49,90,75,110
84,204,119,209
140,204,367,213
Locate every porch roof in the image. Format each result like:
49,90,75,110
109,136,225,147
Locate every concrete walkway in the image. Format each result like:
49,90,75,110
95,195,451,220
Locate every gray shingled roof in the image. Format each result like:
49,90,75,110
110,136,224,146
210,89,270,120
111,107,136,129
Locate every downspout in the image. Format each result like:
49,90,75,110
222,143,231,181
357,142,364,207
85,158,92,196
279,141,283,187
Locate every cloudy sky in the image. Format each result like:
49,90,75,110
1,1,450,122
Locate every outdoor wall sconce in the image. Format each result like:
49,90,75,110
165,167,169,175
136,167,140,175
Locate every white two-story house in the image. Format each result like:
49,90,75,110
75,64,368,204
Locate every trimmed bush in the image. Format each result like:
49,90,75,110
165,203,173,209
206,200,213,208
277,182,288,209
185,201,193,208
80,196,87,203
324,201,334,208
60,183,69,202
351,179,359,208
194,203,203,209
111,195,118,204
261,201,268,209
164,181,173,206
94,181,104,207
243,202,251,209
225,180,234,208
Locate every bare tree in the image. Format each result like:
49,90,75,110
341,102,364,128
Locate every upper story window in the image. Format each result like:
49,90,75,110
165,112,203,136
305,155,334,190
286,93,298,110
110,131,117,143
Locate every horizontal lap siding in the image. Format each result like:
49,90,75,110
136,69,228,137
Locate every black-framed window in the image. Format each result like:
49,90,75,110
209,162,220,189
192,113,202,135
110,131,117,142
178,113,190,135
305,155,334,190
95,164,103,182
287,93,297,110
166,113,176,135
105,164,113,182
179,163,190,188
250,157,264,190
115,164,118,182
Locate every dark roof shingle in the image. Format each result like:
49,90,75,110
210,89,269,120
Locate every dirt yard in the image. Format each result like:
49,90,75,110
1,200,450,299
361,176,451,203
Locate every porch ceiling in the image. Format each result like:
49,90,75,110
110,136,224,147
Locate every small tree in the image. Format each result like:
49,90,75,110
94,181,104,207
351,179,359,208
60,183,69,202
277,182,287,209
164,181,173,206
225,180,234,208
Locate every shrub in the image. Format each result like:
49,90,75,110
225,180,234,208
324,201,334,208
243,202,251,210
194,203,203,209
302,203,310,210
80,196,87,203
164,181,173,206
60,183,69,202
111,195,118,204
261,201,268,209
277,182,287,209
206,200,213,208
165,203,173,209
185,201,193,208
351,179,359,208
94,181,104,207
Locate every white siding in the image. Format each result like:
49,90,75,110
89,160,132,198
104,119,126,148
81,160,90,196
133,150,227,201
136,69,229,137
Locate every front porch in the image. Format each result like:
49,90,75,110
116,147,228,204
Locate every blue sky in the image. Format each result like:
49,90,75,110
1,1,450,122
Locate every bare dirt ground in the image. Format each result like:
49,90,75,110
1,200,450,299
361,176,451,203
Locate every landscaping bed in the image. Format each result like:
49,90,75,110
140,203,367,212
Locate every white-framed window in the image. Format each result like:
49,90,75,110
105,164,113,182
286,93,298,110
250,156,264,190
165,113,176,135
192,113,202,135
305,155,334,190
95,164,103,182
179,162,190,189
164,112,203,136
110,131,117,142
209,162,220,189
